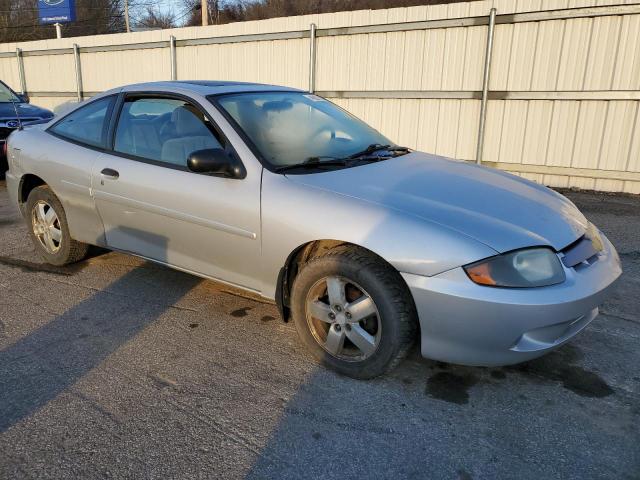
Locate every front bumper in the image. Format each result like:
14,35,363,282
403,232,621,366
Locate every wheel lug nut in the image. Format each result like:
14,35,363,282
335,325,341,332
345,312,352,319
335,305,342,312
345,324,351,331
328,312,335,320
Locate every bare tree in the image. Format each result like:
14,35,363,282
0,0,478,42
181,0,477,26
0,0,152,43
135,6,176,30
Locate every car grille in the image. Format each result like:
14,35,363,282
560,232,603,269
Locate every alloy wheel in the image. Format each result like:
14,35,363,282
305,275,381,361
31,200,62,254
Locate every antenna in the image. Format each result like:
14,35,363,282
9,90,22,131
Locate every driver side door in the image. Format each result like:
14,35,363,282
91,93,262,292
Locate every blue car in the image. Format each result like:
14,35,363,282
0,80,54,175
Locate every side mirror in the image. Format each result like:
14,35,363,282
187,148,245,178
16,93,29,103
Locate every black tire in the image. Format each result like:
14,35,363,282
291,244,417,379
25,185,89,266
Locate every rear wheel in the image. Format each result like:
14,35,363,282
26,185,89,266
291,245,417,379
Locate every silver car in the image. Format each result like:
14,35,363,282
5,81,622,379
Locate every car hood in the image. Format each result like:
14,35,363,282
0,102,52,119
286,152,588,253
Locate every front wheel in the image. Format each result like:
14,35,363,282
26,185,89,266
291,245,417,379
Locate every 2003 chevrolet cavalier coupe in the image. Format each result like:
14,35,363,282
5,81,621,378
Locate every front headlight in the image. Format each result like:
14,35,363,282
464,248,566,288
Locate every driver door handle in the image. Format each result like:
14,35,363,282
101,168,119,180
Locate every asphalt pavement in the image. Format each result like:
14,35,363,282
0,179,638,479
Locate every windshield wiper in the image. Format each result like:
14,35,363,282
274,145,411,173
348,144,410,160
274,156,348,172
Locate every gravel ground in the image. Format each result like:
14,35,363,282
0,180,638,480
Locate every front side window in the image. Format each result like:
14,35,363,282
213,92,391,168
114,97,223,167
49,96,114,148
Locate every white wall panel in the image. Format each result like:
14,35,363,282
599,101,638,171
627,110,640,172
462,26,487,91
522,101,554,165
483,101,506,162
571,101,608,169
498,101,528,163
546,101,580,167
435,99,463,158
420,29,446,90
583,16,622,90
416,100,441,153
530,20,565,90
23,55,75,92
489,24,514,90
455,100,480,160
556,18,593,90
612,14,640,90
624,181,640,194
506,22,540,90
0,57,21,92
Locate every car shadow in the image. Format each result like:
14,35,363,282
0,228,200,433
244,339,625,479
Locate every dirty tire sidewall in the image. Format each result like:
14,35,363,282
291,246,417,379
26,185,88,266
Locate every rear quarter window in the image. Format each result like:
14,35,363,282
49,96,115,148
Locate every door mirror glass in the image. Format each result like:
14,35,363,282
187,148,245,178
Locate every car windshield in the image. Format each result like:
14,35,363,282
213,92,393,169
0,82,19,103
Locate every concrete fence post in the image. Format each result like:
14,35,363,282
309,23,317,93
476,8,497,165
15,48,27,95
73,44,83,101
170,35,177,81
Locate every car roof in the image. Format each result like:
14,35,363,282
108,80,306,97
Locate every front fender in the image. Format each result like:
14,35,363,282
259,171,497,299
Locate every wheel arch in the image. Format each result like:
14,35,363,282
19,173,47,203
275,239,414,323
18,173,47,211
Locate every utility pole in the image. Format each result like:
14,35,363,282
201,0,208,26
124,0,131,32
54,23,62,38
